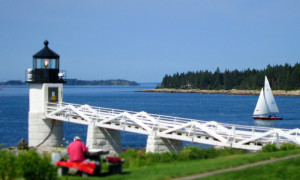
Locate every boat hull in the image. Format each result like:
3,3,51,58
253,116,283,120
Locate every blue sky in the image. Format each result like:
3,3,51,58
0,0,299,83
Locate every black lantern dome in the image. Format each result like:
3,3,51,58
27,41,65,83
33,40,60,59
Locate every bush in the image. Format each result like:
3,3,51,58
262,144,279,152
0,149,57,180
120,146,244,168
179,146,243,160
279,143,300,151
18,150,57,180
0,150,19,180
145,152,177,164
262,143,300,152
121,149,145,168
180,146,202,159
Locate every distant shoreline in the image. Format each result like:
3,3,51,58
0,84,140,87
138,88,300,96
0,79,140,86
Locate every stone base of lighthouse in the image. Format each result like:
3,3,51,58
86,125,122,156
28,83,64,147
28,112,64,147
146,134,184,153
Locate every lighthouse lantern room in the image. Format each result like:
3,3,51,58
27,40,65,83
27,40,64,147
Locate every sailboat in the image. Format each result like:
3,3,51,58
253,76,282,120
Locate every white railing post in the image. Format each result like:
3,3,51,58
157,116,161,132
233,125,236,143
276,132,279,146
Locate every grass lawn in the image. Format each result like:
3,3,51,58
201,156,300,180
59,149,300,180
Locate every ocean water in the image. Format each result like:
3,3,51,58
0,84,299,148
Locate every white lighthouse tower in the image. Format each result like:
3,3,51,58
27,40,65,147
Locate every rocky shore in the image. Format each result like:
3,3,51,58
138,88,300,96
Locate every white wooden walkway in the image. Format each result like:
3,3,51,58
45,102,300,151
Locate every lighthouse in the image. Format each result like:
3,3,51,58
27,40,65,147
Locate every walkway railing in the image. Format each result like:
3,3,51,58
45,102,300,151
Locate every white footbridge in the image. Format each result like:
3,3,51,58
46,102,300,151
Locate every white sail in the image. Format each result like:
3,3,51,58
264,76,279,114
253,88,269,116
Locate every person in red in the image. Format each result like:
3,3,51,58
67,136,88,162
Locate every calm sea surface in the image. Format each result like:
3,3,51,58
0,84,299,148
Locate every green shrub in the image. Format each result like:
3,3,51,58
179,146,243,160
0,150,19,180
121,149,144,168
0,149,58,180
17,150,57,180
203,147,218,159
145,152,177,164
262,143,300,152
262,144,279,152
280,143,300,151
180,146,201,159
120,146,244,168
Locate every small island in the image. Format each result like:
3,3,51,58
65,79,139,86
0,79,140,86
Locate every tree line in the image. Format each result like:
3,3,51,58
159,63,300,90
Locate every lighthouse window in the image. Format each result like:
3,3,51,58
49,59,58,69
48,87,58,103
34,58,58,69
33,59,42,69
44,60,49,67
